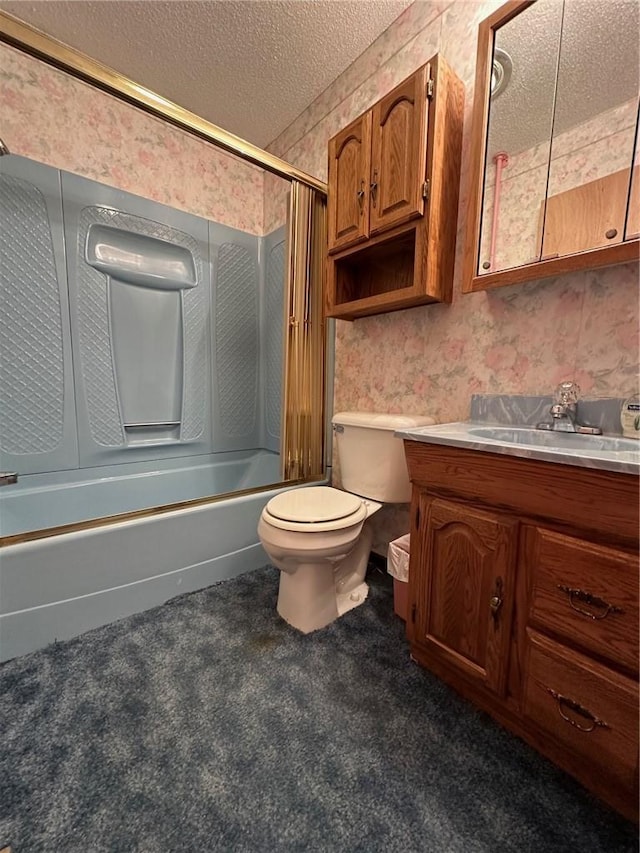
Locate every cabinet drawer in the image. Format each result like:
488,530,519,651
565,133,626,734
523,630,638,795
527,528,638,673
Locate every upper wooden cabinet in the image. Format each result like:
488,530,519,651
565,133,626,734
326,56,464,320
327,113,372,253
328,66,430,254
463,0,640,293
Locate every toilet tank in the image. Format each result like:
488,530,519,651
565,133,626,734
332,412,435,503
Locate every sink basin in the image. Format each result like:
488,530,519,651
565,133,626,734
468,426,639,453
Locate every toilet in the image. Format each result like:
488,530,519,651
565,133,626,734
258,412,434,633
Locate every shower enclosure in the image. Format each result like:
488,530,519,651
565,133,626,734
0,154,290,537
0,10,328,660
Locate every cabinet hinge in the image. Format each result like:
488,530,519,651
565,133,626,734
427,77,434,100
411,603,417,623
422,180,430,201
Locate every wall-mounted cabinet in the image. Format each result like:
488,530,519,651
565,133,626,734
463,0,640,293
326,55,464,320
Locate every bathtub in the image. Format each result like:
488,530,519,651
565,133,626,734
0,451,305,662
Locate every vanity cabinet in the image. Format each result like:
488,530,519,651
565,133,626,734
412,495,517,696
326,55,464,320
404,440,639,821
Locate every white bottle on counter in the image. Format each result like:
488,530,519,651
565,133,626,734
620,393,640,439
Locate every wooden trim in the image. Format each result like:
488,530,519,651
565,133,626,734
467,239,640,292
425,54,464,302
403,441,640,545
460,0,639,294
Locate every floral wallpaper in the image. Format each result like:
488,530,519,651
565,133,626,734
0,44,265,235
270,0,640,554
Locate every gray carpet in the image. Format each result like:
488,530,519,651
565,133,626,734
0,564,636,853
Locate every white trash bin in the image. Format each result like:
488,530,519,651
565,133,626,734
387,533,411,620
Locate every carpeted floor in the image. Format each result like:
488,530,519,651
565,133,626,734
0,565,637,853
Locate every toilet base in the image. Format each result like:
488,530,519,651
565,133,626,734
277,562,339,633
336,581,369,617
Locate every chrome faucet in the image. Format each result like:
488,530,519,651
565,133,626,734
536,381,602,435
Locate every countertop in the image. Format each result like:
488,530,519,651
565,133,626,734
396,422,640,475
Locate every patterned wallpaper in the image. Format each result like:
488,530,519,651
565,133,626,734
0,44,265,235
269,0,640,552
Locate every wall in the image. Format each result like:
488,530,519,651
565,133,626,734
0,44,265,234
269,0,640,552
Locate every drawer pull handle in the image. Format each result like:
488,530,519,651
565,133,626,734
557,585,623,621
546,688,609,733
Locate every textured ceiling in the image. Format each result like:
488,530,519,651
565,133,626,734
488,0,640,158
0,0,413,148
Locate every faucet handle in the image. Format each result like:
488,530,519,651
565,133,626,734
555,380,580,406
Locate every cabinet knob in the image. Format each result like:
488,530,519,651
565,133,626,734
605,228,618,239
489,576,503,623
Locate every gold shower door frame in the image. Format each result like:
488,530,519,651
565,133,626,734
0,11,327,545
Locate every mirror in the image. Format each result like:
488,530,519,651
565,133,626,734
542,0,639,259
465,0,640,291
478,0,564,274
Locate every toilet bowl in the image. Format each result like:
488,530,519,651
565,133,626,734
258,486,381,633
258,411,434,634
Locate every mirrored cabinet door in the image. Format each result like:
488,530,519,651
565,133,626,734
542,0,639,260
464,0,640,293
478,0,563,275
625,110,640,241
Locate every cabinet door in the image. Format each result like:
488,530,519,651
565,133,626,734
542,168,631,259
369,65,429,236
327,113,372,253
411,495,518,696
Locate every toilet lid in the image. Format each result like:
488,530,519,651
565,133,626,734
266,486,363,524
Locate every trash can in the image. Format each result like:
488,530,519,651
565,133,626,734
387,533,411,620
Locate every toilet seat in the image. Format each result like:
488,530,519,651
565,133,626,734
263,486,367,532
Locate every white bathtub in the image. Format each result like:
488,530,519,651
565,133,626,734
0,451,303,662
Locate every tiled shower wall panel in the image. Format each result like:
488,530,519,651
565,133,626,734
0,155,79,476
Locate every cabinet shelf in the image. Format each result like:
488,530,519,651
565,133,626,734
325,55,464,320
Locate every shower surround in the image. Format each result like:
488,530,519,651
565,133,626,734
0,153,287,661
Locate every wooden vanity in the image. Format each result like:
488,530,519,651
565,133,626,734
403,439,639,822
